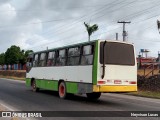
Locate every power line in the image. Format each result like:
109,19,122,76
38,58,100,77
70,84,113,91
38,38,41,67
21,0,121,43
0,17,82,29
2,0,160,51
42,0,130,38
0,3,120,12
89,16,158,40
0,2,132,47
26,0,159,49
41,0,125,35
98,0,160,28
0,0,119,29
28,0,141,44
35,0,158,43
91,0,137,21
25,0,125,43
94,8,160,39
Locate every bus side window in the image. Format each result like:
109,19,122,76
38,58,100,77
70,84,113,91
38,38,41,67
27,58,33,67
47,51,55,66
39,53,47,67
67,47,80,65
56,49,66,66
81,45,94,65
33,54,39,67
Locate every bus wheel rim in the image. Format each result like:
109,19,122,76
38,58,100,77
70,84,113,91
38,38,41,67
33,82,35,89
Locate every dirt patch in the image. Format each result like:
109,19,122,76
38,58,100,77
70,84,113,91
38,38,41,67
0,70,26,78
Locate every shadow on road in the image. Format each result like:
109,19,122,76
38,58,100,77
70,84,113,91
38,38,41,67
30,89,121,107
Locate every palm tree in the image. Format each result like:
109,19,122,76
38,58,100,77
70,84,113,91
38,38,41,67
84,22,98,42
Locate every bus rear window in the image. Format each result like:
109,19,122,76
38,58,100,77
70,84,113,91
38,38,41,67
100,42,135,65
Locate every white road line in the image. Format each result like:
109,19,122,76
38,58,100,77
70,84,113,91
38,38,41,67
0,79,38,120
0,101,15,111
0,100,35,120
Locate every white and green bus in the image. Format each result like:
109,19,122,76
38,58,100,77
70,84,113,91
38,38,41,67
26,40,137,99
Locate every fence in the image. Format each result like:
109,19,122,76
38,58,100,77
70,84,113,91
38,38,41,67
0,64,26,70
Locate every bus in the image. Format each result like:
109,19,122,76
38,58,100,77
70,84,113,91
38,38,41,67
26,40,137,100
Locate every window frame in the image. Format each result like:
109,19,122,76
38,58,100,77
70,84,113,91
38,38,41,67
47,51,56,66
80,44,94,65
67,46,81,66
33,53,40,67
56,49,67,66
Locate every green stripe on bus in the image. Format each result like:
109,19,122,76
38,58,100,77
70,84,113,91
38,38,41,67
66,82,78,93
26,78,78,94
26,78,58,91
26,78,31,87
92,40,98,85
36,79,58,91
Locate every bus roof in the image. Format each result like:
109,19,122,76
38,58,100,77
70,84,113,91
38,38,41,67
32,39,133,54
32,40,97,54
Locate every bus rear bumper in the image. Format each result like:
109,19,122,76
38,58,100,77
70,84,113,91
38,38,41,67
93,85,137,92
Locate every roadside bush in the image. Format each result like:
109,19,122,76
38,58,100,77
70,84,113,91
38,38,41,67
138,75,160,91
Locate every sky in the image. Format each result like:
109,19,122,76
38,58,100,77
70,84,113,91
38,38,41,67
0,0,160,57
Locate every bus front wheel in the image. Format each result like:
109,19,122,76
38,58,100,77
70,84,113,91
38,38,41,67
58,81,67,99
86,92,101,100
31,80,39,92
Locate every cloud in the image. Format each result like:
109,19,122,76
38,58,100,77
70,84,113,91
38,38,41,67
0,3,16,23
0,0,159,57
0,2,43,53
0,0,11,5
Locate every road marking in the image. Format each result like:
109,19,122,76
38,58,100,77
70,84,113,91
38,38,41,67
0,100,35,120
0,101,15,111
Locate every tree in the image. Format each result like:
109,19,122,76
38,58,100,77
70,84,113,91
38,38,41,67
19,50,33,65
19,50,26,65
24,50,33,58
0,45,33,65
0,53,5,65
5,45,21,64
84,22,98,42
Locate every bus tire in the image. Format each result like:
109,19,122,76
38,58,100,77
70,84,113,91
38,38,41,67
58,81,67,99
86,92,101,100
31,80,39,92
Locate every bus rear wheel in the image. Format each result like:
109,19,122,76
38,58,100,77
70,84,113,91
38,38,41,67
58,81,67,99
86,92,101,100
31,80,39,92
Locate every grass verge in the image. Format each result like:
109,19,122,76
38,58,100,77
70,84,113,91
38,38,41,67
127,90,160,99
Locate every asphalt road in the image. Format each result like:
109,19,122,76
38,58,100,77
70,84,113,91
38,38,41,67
0,78,160,120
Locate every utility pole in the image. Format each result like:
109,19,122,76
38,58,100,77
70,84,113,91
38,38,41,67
117,21,131,41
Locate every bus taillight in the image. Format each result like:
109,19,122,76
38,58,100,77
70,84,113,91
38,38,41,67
98,81,106,84
129,81,137,84
114,80,122,84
